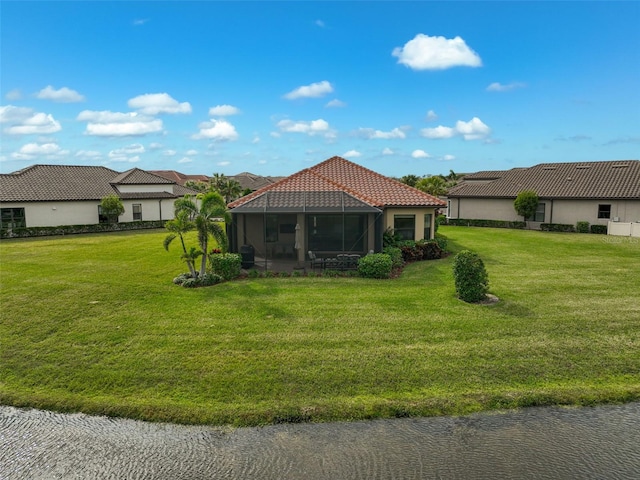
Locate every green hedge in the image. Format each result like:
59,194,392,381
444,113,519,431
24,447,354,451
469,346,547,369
576,221,590,233
590,224,607,234
357,253,393,279
209,253,242,280
445,218,526,229
540,223,576,232
1,221,166,239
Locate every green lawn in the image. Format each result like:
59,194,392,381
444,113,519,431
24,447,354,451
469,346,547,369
1,226,638,426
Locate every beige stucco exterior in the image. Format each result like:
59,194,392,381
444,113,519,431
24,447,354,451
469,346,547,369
447,197,640,227
384,207,439,240
1,198,176,228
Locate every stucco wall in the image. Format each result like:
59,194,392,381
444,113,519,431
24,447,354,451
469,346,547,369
448,197,640,226
1,198,176,228
383,207,442,240
116,184,173,194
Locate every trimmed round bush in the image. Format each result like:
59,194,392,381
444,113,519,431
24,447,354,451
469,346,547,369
452,250,489,303
358,253,393,279
209,253,242,280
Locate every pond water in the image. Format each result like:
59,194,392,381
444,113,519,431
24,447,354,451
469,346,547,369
1,402,639,479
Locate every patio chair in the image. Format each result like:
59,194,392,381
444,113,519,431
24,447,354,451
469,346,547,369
308,251,324,270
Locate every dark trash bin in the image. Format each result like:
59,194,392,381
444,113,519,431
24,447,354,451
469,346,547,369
240,244,255,269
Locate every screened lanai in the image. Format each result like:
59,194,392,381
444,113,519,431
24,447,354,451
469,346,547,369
228,190,383,269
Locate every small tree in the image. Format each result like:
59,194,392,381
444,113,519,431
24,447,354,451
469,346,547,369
100,195,124,224
514,190,539,223
164,210,198,278
452,250,489,303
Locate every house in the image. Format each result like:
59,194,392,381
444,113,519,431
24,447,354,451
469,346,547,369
227,156,446,263
150,169,284,193
0,164,196,231
148,170,210,186
446,160,640,229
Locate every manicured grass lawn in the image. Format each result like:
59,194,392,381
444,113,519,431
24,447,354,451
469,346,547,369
1,227,638,426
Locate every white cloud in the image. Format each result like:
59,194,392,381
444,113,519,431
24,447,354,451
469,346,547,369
193,119,239,141
412,149,431,158
426,110,438,121
149,142,164,150
342,150,361,158
2,109,62,135
86,119,162,136
11,142,68,160
276,118,333,137
133,18,149,26
284,80,333,100
5,89,22,101
382,147,394,155
128,93,192,115
36,85,85,103
392,34,482,70
252,136,260,144
315,19,325,28
486,82,526,92
177,157,192,164
358,127,406,139
185,149,198,156
421,125,456,139
421,117,490,141
109,144,145,160
442,154,456,161
455,117,491,140
78,110,162,136
163,149,177,156
209,104,240,116
217,161,231,166
0,105,33,123
326,99,346,108
75,150,102,159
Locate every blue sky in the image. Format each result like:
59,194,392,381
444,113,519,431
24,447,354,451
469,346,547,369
1,1,639,177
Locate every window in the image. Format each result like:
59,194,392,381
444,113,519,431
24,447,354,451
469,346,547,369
98,206,109,224
424,213,433,240
394,214,415,241
307,214,366,252
527,203,545,223
1,208,26,231
132,204,142,221
598,204,611,219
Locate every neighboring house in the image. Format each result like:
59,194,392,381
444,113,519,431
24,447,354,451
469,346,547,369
149,169,283,193
227,156,446,262
0,164,196,231
446,160,640,229
231,172,284,192
148,170,210,186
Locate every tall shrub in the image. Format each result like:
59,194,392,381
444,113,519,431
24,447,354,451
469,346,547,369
514,190,539,222
452,250,489,303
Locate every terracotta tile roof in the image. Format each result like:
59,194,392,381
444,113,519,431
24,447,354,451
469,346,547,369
148,170,210,186
229,156,445,210
448,160,640,199
0,164,192,202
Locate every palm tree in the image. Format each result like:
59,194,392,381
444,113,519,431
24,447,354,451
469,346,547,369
415,175,447,197
163,210,198,278
209,173,227,193
219,178,243,203
174,192,230,277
